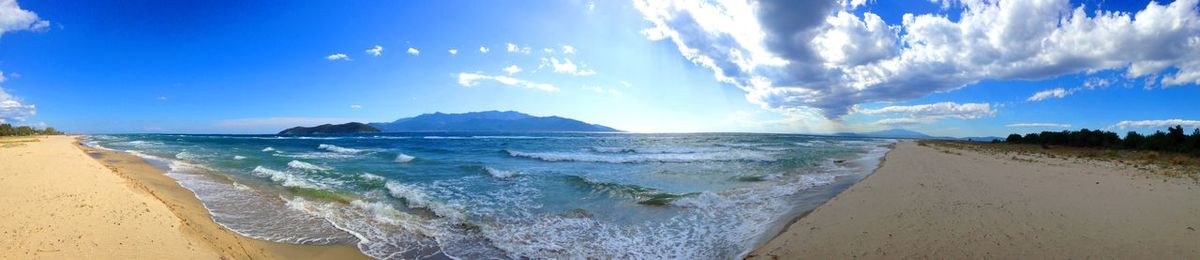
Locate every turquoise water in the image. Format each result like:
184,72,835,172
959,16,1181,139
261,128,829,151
83,133,893,259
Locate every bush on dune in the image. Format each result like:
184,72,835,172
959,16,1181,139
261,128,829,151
1002,125,1200,156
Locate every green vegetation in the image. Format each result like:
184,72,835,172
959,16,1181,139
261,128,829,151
1003,125,1200,156
0,123,62,136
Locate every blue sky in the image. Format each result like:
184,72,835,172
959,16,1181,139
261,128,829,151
1,0,1198,136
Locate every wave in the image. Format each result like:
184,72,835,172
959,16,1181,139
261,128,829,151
506,149,777,164
565,176,692,206
589,146,731,154
384,181,466,221
274,152,359,160
287,160,331,171
253,166,321,189
394,153,415,163
233,155,247,160
483,167,520,179
318,144,365,154
262,147,276,152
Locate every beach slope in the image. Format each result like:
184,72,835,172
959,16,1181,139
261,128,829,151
0,136,366,259
750,141,1200,259
0,136,219,258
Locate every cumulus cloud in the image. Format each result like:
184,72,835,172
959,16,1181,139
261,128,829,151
561,45,576,54
448,49,458,55
480,46,490,53
0,0,49,37
349,105,362,109
633,0,1200,120
544,57,596,76
0,86,35,122
857,102,994,125
1006,123,1072,128
365,45,383,56
503,65,522,75
506,43,531,54
325,53,350,61
456,72,559,92
407,48,420,56
1,71,37,122
1110,119,1200,129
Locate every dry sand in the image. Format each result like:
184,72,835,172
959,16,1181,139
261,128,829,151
750,140,1200,259
0,136,367,259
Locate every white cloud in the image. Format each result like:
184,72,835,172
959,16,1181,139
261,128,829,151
619,81,632,88
0,85,36,122
325,53,350,61
448,49,458,55
633,0,1200,120
156,96,168,101
1027,77,1118,102
582,85,622,95
857,102,995,119
407,48,420,56
503,65,522,75
542,48,554,53
545,57,597,76
1006,123,1072,128
857,102,994,125
456,72,558,92
506,43,531,54
365,45,383,56
480,46,490,53
1110,119,1200,129
1027,88,1071,101
562,45,577,54
0,0,49,38
349,105,362,109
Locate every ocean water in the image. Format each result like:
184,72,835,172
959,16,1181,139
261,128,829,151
82,133,894,259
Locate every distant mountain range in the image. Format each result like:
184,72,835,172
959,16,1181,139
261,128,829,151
834,129,1002,141
368,111,620,132
278,122,380,135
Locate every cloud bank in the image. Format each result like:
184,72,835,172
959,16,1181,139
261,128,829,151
633,0,1200,120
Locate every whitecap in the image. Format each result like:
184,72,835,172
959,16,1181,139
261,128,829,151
318,144,365,154
384,181,465,221
484,167,520,179
394,153,415,163
262,147,276,152
233,155,247,160
288,160,331,171
252,166,320,189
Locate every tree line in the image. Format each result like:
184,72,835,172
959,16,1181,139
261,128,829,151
1003,125,1200,155
0,123,63,136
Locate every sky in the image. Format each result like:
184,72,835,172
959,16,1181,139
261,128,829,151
0,0,1199,136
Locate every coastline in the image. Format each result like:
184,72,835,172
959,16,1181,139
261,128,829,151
748,140,1200,258
0,135,366,259
73,136,369,259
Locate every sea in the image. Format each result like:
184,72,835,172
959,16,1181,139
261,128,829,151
81,132,894,259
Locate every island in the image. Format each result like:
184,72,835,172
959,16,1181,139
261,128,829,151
277,122,381,135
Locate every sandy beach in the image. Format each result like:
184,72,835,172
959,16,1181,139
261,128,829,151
750,140,1200,259
0,136,366,259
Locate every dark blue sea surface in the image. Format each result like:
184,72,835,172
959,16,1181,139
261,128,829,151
83,132,893,259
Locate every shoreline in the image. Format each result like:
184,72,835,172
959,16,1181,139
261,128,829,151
747,140,898,254
748,140,1200,258
72,136,369,259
